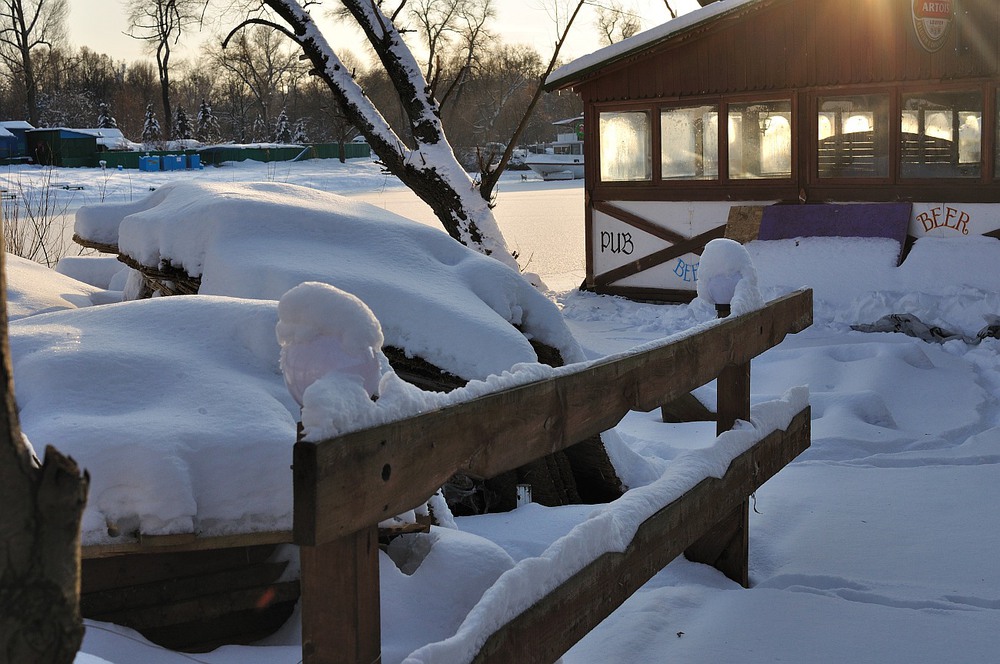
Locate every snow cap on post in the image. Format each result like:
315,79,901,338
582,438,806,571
276,281,383,406
696,238,764,316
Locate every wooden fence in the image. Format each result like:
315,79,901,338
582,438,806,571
293,289,813,664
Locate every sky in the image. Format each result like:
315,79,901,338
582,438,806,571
67,0,703,67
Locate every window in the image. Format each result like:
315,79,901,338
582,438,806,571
901,91,982,178
817,94,890,178
599,111,652,181
660,104,718,180
728,100,792,179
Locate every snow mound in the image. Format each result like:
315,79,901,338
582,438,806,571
10,296,300,545
86,180,583,381
5,253,109,320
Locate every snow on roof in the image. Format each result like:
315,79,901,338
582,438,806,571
0,120,34,130
546,0,761,90
77,180,584,381
26,127,138,150
75,127,140,150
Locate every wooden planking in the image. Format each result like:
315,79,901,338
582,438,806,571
300,526,381,664
82,544,283,593
724,205,765,244
89,580,300,632
295,290,812,545
471,407,811,664
82,560,290,616
577,0,999,102
82,530,292,559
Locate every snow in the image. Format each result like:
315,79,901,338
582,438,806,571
5,253,113,320
695,237,764,314
0,157,997,663
277,281,384,404
77,179,583,383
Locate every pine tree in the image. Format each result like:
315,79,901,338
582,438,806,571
172,105,193,140
141,104,161,146
196,99,219,144
293,118,309,144
273,108,292,143
97,102,118,129
252,115,268,143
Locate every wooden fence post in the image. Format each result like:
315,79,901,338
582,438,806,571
684,303,752,587
299,525,382,664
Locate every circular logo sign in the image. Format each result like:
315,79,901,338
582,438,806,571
912,0,953,53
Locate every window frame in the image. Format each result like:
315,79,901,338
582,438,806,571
594,93,797,188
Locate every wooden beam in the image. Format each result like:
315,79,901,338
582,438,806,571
685,357,752,587
592,201,686,244
82,530,293,560
295,290,812,545
471,407,810,664
593,224,726,287
300,526,381,664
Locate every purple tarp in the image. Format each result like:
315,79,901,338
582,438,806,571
758,202,911,264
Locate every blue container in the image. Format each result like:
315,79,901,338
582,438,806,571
138,156,160,172
187,153,201,169
162,155,185,171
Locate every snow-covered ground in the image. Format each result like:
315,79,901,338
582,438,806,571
3,158,998,663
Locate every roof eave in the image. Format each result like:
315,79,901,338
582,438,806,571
544,0,764,92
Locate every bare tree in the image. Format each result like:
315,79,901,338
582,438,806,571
475,0,586,202
0,248,89,663
664,0,678,18
125,0,205,138
407,0,494,104
0,0,68,125
232,0,518,270
595,0,642,45
215,23,303,132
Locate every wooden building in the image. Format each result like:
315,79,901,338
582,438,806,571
546,0,1000,300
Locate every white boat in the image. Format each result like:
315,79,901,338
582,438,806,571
525,117,584,180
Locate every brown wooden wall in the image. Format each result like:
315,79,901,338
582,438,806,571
576,0,1000,104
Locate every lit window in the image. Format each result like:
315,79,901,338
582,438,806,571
599,111,651,182
901,91,981,178
817,94,889,178
728,100,792,179
660,105,718,180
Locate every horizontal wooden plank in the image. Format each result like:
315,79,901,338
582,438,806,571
472,406,811,664
82,531,293,560
82,545,282,593
296,290,813,545
90,580,301,631
82,560,290,616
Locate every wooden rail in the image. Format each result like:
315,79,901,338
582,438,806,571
294,289,813,664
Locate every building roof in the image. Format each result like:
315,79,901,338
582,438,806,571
0,120,34,130
545,0,760,91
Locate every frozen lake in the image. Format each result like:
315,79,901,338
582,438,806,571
351,176,587,291
6,160,587,290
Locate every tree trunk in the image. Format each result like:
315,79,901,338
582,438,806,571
0,250,89,664
258,0,518,272
158,46,173,139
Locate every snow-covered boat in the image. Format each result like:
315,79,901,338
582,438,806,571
525,116,584,180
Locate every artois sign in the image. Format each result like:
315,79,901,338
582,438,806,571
912,0,954,53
